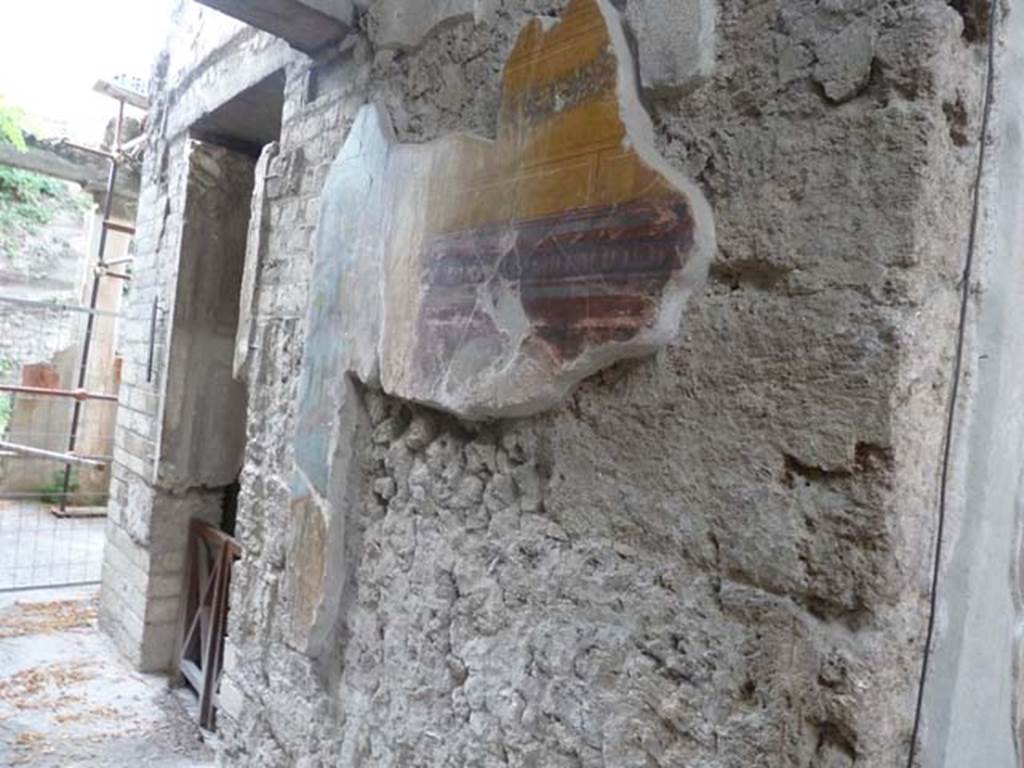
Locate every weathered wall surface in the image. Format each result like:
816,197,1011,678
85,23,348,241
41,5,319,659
918,2,1023,764
99,127,202,671
98,0,1000,762
99,7,289,668
0,197,92,372
186,1,991,767
159,142,253,491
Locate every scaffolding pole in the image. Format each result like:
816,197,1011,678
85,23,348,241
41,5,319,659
0,440,108,468
0,384,119,402
58,97,126,512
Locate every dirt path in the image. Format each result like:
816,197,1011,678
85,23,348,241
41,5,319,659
0,587,214,767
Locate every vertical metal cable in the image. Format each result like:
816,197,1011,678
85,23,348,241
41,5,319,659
906,3,1000,764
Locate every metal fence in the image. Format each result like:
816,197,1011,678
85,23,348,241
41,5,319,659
0,294,121,591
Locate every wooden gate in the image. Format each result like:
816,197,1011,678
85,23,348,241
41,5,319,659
176,518,240,729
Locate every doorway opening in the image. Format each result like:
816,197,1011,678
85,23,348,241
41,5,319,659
166,69,284,730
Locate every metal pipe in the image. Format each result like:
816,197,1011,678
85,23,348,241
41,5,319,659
102,219,135,236
0,450,113,463
102,256,134,267
0,384,119,402
114,99,125,150
0,579,101,595
0,294,120,317
119,134,146,154
147,297,159,383
58,139,116,160
0,491,109,500
0,440,108,468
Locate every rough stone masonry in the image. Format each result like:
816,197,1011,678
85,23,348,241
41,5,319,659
97,0,1022,765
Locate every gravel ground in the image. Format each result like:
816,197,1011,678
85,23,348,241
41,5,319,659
0,586,214,767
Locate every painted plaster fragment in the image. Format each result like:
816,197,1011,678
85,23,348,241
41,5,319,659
286,0,714,647
306,0,714,423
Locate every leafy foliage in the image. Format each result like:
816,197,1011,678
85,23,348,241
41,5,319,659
39,468,80,503
0,96,90,258
0,394,9,436
0,96,27,151
0,357,10,435
0,166,69,221
0,166,83,258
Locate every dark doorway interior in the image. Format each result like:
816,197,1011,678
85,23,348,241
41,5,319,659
191,70,285,156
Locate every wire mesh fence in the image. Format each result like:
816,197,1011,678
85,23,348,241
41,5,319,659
0,294,121,591
0,500,107,590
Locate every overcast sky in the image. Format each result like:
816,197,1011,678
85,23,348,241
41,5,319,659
0,0,173,142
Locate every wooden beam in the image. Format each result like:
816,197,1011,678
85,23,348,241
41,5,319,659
0,135,139,200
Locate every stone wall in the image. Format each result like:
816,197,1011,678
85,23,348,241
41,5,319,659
98,4,292,670
0,197,93,373
918,2,1024,764
218,1,987,766
100,136,256,668
105,0,996,763
99,129,195,670
159,142,253,491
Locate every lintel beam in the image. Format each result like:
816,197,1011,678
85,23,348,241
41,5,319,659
193,0,355,55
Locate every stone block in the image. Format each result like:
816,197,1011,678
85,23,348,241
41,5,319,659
101,577,148,646
106,520,151,574
625,0,716,94
223,639,240,673
112,444,152,482
147,595,183,625
235,143,278,383
218,674,248,721
368,0,482,50
138,620,179,672
813,21,875,104
159,143,252,490
148,489,222,556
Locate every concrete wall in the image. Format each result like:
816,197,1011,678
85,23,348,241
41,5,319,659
0,360,74,493
102,0,1013,764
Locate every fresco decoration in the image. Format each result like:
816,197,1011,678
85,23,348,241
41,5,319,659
285,0,714,651
301,0,713,430
294,0,716,503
